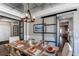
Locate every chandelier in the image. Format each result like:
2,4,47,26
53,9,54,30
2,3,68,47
21,3,35,23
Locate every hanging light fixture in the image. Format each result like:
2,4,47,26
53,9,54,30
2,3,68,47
21,3,35,23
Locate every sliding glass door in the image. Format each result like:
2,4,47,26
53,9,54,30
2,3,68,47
43,16,57,46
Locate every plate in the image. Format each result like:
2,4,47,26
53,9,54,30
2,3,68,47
46,46,55,53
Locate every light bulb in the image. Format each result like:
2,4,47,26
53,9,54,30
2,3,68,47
21,15,26,18
21,13,24,18
25,13,28,16
33,16,35,19
25,13,29,19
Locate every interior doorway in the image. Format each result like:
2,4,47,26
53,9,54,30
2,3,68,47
59,21,69,50
57,13,74,53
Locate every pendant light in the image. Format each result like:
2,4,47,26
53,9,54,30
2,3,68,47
21,3,35,23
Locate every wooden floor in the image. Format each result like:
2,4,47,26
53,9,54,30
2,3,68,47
0,45,9,56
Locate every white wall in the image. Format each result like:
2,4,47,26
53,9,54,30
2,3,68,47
0,22,10,41
0,17,19,42
29,18,42,42
73,9,79,56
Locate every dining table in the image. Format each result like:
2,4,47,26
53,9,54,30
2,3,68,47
4,40,59,56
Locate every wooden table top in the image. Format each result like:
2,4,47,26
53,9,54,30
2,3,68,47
5,40,59,56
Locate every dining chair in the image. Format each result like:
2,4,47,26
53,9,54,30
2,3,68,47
9,36,20,56
4,44,10,56
9,36,20,43
15,50,21,56
61,42,72,56
10,48,21,56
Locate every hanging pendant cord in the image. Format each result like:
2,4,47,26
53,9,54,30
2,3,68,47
27,3,32,21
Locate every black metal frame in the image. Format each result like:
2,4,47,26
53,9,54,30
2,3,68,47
41,9,77,46
19,21,24,40
42,16,57,46
41,9,77,18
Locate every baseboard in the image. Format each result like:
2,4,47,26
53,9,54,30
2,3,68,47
0,40,9,45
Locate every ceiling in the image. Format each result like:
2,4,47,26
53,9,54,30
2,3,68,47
4,3,61,14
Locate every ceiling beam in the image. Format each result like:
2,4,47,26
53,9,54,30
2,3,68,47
0,4,23,19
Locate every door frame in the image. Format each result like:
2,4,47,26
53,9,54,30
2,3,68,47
57,17,74,55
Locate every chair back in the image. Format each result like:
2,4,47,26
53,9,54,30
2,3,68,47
61,42,72,56
9,36,19,43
